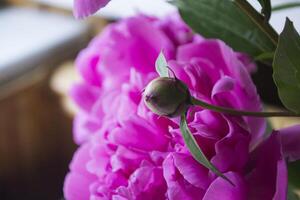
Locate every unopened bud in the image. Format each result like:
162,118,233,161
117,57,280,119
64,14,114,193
143,77,191,118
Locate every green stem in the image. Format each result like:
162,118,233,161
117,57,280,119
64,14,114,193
273,2,300,12
234,0,279,45
191,97,300,117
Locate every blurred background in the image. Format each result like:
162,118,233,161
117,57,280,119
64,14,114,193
0,0,299,199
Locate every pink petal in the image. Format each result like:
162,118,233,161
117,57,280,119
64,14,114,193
273,158,288,200
278,125,300,162
108,116,168,151
99,16,175,82
64,144,96,200
211,76,235,97
116,165,166,200
70,83,100,112
64,173,94,200
203,172,247,200
211,121,250,172
235,53,257,73
75,46,102,86
163,154,205,200
73,0,110,19
73,113,100,144
247,133,288,199
173,153,210,189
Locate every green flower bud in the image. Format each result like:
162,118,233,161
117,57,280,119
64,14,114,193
143,77,191,118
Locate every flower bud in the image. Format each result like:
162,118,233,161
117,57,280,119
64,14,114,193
143,77,191,118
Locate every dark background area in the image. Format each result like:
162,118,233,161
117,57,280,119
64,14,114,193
252,62,283,107
0,1,88,199
0,79,76,200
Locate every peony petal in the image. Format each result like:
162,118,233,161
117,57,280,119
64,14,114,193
64,173,94,200
110,146,148,175
211,76,235,97
203,172,247,200
108,116,168,151
75,46,102,86
246,133,288,200
173,153,210,189
64,144,96,200
211,121,250,172
73,0,110,19
278,125,300,162
273,159,288,200
73,113,100,144
86,141,111,178
163,154,205,200
235,53,257,73
70,83,100,112
191,110,228,140
116,166,166,200
177,40,233,75
178,39,265,148
99,16,175,83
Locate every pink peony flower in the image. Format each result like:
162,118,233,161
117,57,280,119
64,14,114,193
73,0,110,19
64,14,300,200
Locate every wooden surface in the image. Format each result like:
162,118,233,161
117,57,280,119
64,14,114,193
0,72,76,200
0,5,108,198
0,6,93,199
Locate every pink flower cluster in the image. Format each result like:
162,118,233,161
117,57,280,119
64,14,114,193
64,15,300,200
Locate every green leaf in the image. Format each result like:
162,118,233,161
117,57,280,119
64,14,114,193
172,0,276,57
273,18,300,113
180,114,234,185
257,0,271,21
155,51,169,77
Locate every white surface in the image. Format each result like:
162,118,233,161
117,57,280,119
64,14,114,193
251,0,300,32
33,0,300,32
34,0,176,18
0,7,88,82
